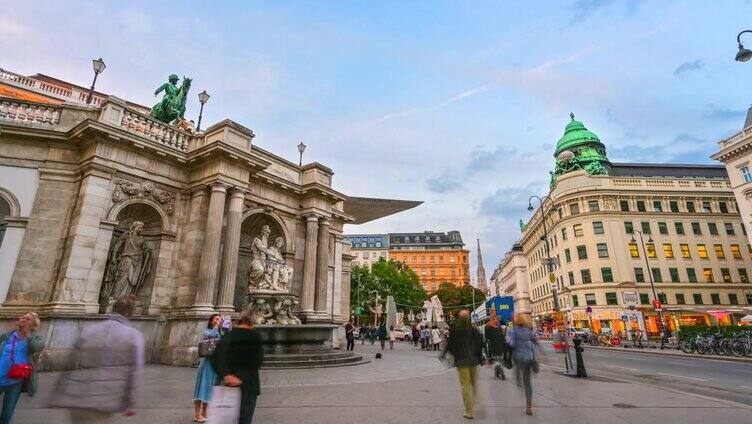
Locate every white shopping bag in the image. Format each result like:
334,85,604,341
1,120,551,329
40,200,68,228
210,385,241,424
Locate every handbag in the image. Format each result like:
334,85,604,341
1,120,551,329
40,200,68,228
7,333,32,380
198,337,218,358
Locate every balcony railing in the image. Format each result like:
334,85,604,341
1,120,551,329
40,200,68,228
718,126,752,150
0,67,105,107
119,107,190,151
0,98,61,127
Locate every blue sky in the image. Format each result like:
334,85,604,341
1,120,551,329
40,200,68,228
4,0,752,278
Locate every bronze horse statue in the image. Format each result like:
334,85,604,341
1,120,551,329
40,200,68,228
149,75,192,124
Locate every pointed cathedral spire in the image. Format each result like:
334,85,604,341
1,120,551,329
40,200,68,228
476,238,488,295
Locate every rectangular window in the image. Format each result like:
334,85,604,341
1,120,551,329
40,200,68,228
729,293,739,305
651,268,663,283
704,268,714,283
605,292,618,305
720,202,729,214
711,293,721,305
624,221,634,234
709,223,719,236
565,248,571,263
653,200,663,212
588,200,599,212
597,243,609,258
573,224,584,237
725,223,735,235
585,293,597,306
674,222,685,235
592,221,604,234
577,245,587,260
714,244,725,259
639,293,649,305
629,243,640,258
747,293,752,304
693,293,704,305
658,222,668,235
561,228,568,240
691,222,702,235
721,268,732,283
568,271,575,285
637,200,646,212
641,221,651,234
687,268,698,283
620,200,630,211
742,166,752,183
686,201,696,213
676,293,686,304
680,244,691,259
658,293,668,304
646,243,657,258
739,268,749,283
572,294,579,307
570,203,580,214
581,269,592,284
663,243,674,259
703,201,712,213
669,268,680,282
697,244,708,259
731,244,742,259
634,267,645,282
670,201,679,212
601,267,614,282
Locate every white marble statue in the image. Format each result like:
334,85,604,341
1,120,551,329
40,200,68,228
267,237,293,291
247,226,293,292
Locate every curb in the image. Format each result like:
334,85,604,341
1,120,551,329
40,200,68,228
582,344,752,364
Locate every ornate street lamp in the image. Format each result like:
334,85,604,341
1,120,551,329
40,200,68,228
85,58,106,105
297,141,307,166
196,90,210,131
630,229,668,348
736,30,752,62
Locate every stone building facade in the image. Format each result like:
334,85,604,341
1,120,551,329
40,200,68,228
387,231,470,291
343,234,389,268
0,69,412,369
522,115,752,336
491,243,530,313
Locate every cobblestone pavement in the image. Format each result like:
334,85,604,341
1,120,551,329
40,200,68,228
14,340,752,423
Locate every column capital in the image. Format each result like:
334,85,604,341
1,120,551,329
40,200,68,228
305,214,322,223
318,216,332,226
208,181,230,193
228,186,248,198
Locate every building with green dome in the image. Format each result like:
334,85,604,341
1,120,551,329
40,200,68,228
550,113,610,187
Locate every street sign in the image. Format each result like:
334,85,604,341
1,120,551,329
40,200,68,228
585,306,593,315
548,273,556,283
554,312,566,332
652,299,663,312
622,292,639,306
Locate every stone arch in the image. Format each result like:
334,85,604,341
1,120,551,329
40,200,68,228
108,197,171,231
0,187,21,218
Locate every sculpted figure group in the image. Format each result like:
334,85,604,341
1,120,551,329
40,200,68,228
248,225,294,292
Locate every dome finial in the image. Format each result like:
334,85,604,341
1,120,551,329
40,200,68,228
570,112,575,121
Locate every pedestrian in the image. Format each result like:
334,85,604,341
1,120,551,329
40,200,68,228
368,326,376,345
421,325,430,350
213,308,265,424
509,313,539,416
193,313,222,422
388,326,396,349
345,319,355,352
360,324,367,345
0,312,43,424
440,310,483,420
484,316,509,380
377,322,387,350
412,325,420,347
51,296,144,423
431,325,441,351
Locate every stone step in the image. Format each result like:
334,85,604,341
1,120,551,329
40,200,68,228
261,353,367,369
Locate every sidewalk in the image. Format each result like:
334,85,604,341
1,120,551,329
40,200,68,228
573,342,752,364
15,341,751,423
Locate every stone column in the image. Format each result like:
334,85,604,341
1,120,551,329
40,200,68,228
314,217,331,318
192,182,228,311
216,188,245,312
299,214,319,319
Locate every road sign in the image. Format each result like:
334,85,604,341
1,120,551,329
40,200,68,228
554,312,566,332
585,306,593,315
652,299,663,312
548,273,556,283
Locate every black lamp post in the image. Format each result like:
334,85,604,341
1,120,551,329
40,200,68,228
197,90,210,131
297,141,307,166
630,229,668,348
736,30,752,62
85,58,106,105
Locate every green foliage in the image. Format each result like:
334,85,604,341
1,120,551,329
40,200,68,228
432,282,487,320
350,259,427,316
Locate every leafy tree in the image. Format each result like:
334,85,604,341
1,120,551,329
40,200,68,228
432,282,487,320
350,259,427,321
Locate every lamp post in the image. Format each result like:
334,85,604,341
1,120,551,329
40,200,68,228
735,30,752,62
85,58,106,105
631,229,668,348
297,141,307,167
196,90,210,131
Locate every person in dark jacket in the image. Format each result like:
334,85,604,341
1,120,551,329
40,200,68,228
484,317,509,380
213,309,264,424
376,322,387,350
440,310,484,420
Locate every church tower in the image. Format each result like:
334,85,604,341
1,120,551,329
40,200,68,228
476,238,488,296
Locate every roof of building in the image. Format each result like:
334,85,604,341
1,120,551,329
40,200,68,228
609,163,728,179
554,113,605,158
389,230,465,247
343,197,422,225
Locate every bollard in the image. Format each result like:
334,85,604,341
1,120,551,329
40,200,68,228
572,338,587,378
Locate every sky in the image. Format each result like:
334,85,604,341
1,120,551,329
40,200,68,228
3,0,752,281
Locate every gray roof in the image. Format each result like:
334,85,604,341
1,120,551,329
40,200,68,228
609,163,728,179
389,230,464,248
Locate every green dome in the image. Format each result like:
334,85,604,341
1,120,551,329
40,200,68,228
554,113,603,158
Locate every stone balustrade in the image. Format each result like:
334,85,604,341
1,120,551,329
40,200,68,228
0,67,104,107
120,107,190,151
718,126,752,149
0,98,61,127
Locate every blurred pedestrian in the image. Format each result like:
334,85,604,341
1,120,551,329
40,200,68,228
388,326,396,349
0,312,43,424
51,296,144,423
193,313,222,422
377,322,387,350
440,310,483,420
484,317,509,380
509,313,539,416
360,324,367,346
213,308,265,424
420,326,430,350
412,325,420,347
431,325,441,351
345,320,355,352
368,326,376,345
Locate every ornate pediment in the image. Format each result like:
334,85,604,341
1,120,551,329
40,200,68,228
112,178,176,215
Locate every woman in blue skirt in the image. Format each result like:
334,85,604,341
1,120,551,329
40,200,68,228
193,314,221,422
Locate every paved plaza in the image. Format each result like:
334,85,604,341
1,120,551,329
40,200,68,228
14,341,752,424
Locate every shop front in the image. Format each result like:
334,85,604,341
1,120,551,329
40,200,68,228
571,308,646,337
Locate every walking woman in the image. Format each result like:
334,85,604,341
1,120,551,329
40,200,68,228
431,325,441,351
0,312,44,424
388,326,396,349
377,322,387,350
509,313,539,416
193,313,221,423
440,310,483,420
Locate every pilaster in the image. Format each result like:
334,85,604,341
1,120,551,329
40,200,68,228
191,182,228,312
299,214,319,320
216,187,246,312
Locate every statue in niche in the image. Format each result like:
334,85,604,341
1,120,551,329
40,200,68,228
274,298,301,325
267,237,293,291
100,221,152,303
247,225,293,292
